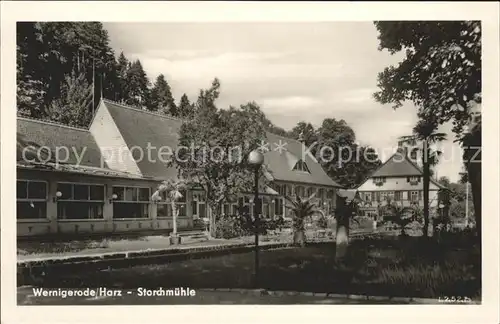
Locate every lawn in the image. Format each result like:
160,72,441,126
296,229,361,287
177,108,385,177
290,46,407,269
29,234,481,300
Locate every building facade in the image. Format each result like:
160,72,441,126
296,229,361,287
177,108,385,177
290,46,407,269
16,99,341,237
356,144,445,218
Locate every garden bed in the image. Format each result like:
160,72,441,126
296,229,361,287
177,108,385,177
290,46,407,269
25,235,481,300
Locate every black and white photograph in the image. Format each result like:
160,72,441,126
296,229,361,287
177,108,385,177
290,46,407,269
1,1,499,323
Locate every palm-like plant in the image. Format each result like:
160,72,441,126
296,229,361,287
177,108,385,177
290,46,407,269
384,202,415,237
152,179,187,242
399,118,447,237
284,193,321,246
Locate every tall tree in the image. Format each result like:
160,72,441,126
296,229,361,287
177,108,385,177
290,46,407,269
314,118,380,188
290,121,317,148
399,119,447,237
116,52,129,103
177,93,195,119
373,21,481,239
149,74,177,115
173,79,269,237
17,22,118,117
49,71,93,128
125,60,150,109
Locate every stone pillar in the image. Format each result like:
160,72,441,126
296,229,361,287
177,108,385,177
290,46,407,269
186,190,193,227
47,180,58,233
103,184,114,231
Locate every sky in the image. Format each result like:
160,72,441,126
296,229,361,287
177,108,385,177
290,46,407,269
104,22,464,182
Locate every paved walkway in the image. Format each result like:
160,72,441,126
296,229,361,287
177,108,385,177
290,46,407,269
17,286,411,305
18,229,388,263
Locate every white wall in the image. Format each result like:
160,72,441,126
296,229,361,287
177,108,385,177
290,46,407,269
89,102,142,175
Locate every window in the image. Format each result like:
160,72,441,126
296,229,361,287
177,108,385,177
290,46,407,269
408,176,420,183
254,197,263,216
17,180,47,219
387,191,395,201
57,183,104,219
274,198,284,216
306,187,315,197
293,160,310,173
113,186,150,219
318,188,324,200
295,186,305,197
157,189,186,218
238,196,250,216
394,191,402,201
364,192,372,201
373,177,385,185
410,191,419,202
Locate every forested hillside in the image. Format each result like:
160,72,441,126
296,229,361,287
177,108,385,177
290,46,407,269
17,22,193,127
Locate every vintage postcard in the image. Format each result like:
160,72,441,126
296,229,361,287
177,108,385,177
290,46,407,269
1,1,499,324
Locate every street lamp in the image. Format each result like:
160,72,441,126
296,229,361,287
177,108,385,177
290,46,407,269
248,149,264,287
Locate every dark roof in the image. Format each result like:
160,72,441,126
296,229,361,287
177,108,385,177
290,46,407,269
359,150,444,189
101,100,181,180
263,132,342,188
17,117,105,168
17,161,145,180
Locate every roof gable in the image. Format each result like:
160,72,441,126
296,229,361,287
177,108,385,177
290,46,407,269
370,152,422,178
99,100,182,180
357,150,444,189
264,132,341,188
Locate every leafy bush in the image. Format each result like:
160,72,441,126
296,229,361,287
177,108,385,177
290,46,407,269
316,215,329,229
214,214,268,239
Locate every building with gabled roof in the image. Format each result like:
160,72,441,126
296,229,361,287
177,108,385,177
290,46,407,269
355,142,445,218
16,98,341,237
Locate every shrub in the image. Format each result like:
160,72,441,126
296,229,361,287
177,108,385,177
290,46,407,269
316,215,329,229
214,214,266,239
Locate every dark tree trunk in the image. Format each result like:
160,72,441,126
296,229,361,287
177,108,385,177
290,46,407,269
422,141,430,237
463,124,481,242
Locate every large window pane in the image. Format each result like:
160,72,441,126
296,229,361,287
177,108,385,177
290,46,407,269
17,201,47,219
17,181,27,199
192,201,198,215
28,181,46,199
113,187,124,200
199,203,207,218
178,204,186,217
178,190,187,203
138,188,150,202
58,183,73,200
90,185,105,201
113,202,149,218
125,187,136,201
74,184,89,200
157,204,172,217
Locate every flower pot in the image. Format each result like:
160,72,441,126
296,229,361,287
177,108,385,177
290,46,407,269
169,235,181,245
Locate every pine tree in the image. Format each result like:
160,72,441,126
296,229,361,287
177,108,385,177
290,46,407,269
125,59,150,109
49,71,93,128
116,52,129,103
149,74,177,115
178,93,195,119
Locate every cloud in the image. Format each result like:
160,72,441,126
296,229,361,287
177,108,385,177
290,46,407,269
261,96,324,111
335,87,378,104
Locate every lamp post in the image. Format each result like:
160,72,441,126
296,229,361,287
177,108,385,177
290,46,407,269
248,149,264,287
